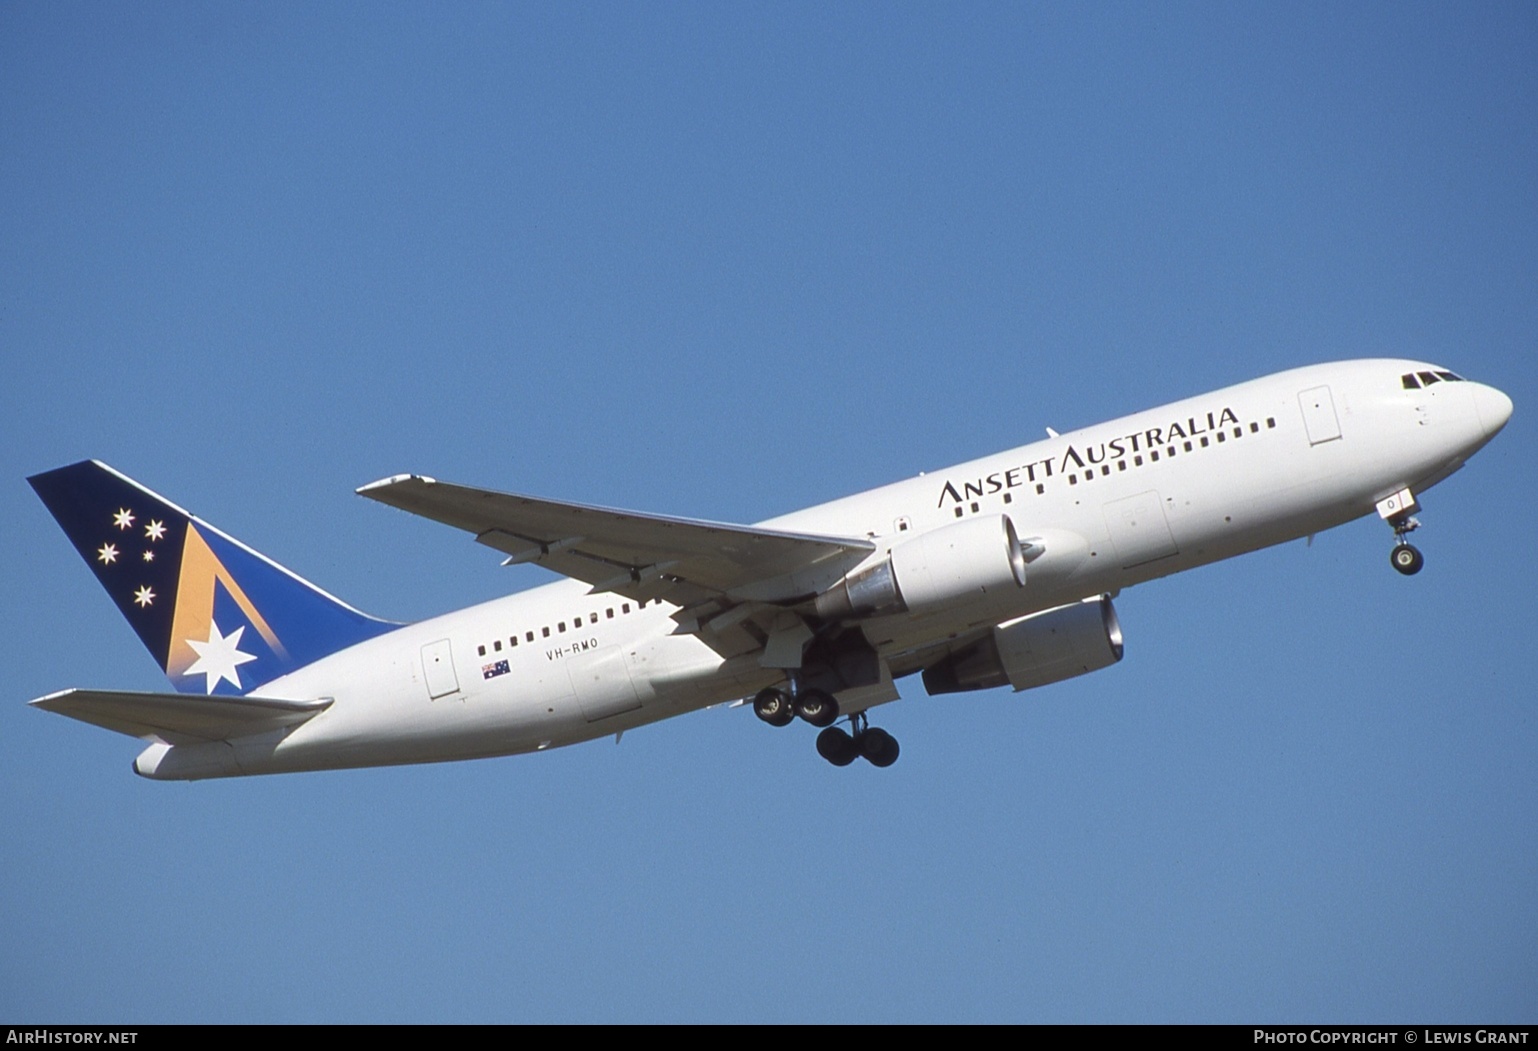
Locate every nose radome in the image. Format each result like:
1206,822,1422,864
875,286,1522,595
1471,383,1514,439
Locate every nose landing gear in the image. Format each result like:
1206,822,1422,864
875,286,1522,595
1391,541,1424,576
1377,488,1425,576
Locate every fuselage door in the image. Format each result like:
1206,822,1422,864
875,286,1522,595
421,639,460,700
1103,490,1179,569
1298,386,1342,445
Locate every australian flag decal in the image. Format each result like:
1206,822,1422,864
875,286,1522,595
482,660,510,681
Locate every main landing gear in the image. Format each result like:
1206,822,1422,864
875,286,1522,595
752,684,838,727
752,685,901,767
816,712,899,768
1378,488,1425,576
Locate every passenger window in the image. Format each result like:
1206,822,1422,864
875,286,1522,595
494,640,502,652
558,622,566,633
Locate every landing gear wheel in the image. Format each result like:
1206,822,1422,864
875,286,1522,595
816,726,859,766
1391,543,1424,576
858,727,900,768
794,687,840,728
753,687,794,727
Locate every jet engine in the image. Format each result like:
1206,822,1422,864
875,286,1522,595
921,595,1123,695
814,514,1027,621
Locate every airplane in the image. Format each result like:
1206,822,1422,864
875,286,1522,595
27,359,1512,779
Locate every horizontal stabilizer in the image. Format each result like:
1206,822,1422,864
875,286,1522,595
31,688,331,746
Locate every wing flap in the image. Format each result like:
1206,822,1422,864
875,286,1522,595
357,474,873,602
31,688,331,746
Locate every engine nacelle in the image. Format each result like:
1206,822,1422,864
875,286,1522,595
815,515,1027,621
921,596,1124,695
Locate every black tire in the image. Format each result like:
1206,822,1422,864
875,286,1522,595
859,727,900,768
1391,543,1424,576
753,687,794,727
794,688,840,728
816,726,858,766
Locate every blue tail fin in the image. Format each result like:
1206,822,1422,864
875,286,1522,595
29,461,396,695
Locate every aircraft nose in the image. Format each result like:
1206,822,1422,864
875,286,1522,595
1471,383,1514,439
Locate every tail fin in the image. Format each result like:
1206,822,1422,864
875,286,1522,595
29,461,396,696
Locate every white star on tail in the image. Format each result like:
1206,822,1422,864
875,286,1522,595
185,622,258,694
113,508,135,530
133,585,155,607
97,543,118,565
144,519,166,541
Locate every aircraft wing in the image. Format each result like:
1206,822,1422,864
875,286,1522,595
31,688,331,746
356,475,874,614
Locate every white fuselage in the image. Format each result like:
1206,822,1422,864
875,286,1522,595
134,360,1511,779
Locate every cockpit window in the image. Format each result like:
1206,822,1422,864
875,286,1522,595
1402,369,1466,390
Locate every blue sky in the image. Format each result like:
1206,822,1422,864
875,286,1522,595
3,2,1534,1022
